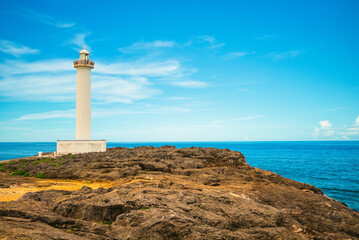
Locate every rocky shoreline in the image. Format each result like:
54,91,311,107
0,146,358,239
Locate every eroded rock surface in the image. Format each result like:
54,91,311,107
0,146,358,239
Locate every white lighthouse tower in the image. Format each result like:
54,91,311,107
75,47,93,140
57,47,106,154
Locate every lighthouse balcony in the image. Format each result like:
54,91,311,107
74,59,95,68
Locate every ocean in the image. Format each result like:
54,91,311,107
0,141,358,211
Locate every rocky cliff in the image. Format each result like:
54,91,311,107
0,146,358,239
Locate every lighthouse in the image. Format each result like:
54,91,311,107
56,48,106,154
74,47,93,140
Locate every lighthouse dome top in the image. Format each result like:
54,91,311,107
79,47,89,55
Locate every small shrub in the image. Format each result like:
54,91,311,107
51,163,62,167
98,221,111,225
0,164,4,172
35,173,46,179
11,169,29,176
31,158,53,165
67,154,73,158
56,158,64,162
141,206,150,210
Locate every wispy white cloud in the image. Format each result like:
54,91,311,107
0,40,39,57
92,75,158,103
198,35,216,43
24,9,74,28
338,116,359,138
0,59,72,76
0,73,76,102
0,55,195,103
93,106,190,117
17,109,76,120
255,34,278,40
95,59,180,76
0,58,180,77
311,119,337,138
266,50,300,61
119,40,176,53
340,115,359,137
312,127,321,136
145,115,263,136
224,51,248,60
305,107,348,114
0,71,159,103
16,105,190,121
355,115,359,126
0,36,206,104
207,43,225,49
168,97,191,101
212,115,263,125
154,122,223,132
119,36,225,53
67,33,91,51
237,88,256,94
0,126,32,131
172,80,207,88
319,120,332,129
194,35,225,49
312,120,334,137
312,116,359,139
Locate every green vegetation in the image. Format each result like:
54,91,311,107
31,158,53,165
51,163,62,167
97,221,111,225
141,206,151,210
10,169,30,177
35,172,46,179
66,154,74,158
56,158,64,162
0,164,4,172
21,160,28,166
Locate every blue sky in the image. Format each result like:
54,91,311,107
0,0,358,141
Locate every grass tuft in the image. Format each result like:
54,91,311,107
98,221,111,225
35,172,46,179
31,158,53,165
10,169,29,176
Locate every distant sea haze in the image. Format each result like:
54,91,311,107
0,141,358,212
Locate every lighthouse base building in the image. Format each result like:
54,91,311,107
57,140,106,154
57,47,106,154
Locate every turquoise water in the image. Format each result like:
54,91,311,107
0,141,358,211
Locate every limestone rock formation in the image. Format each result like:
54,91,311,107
0,146,358,239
